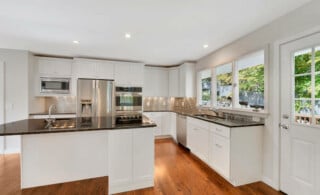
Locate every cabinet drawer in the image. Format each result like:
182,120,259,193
211,134,230,178
211,124,230,138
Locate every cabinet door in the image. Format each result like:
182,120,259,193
169,68,179,97
133,128,154,183
72,60,96,78
130,63,144,87
96,61,114,79
37,57,72,76
187,122,196,151
108,130,133,187
144,112,162,136
161,112,170,135
196,127,209,163
114,62,131,86
178,63,195,97
144,67,168,97
211,133,230,178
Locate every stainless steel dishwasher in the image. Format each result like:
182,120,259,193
176,114,187,147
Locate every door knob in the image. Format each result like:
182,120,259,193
279,123,289,130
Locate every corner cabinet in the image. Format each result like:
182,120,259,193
144,67,168,97
108,128,154,194
114,62,144,87
187,117,263,186
143,112,176,139
168,63,195,97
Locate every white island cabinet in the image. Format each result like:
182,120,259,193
20,127,155,194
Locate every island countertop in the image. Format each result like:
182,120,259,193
0,116,156,136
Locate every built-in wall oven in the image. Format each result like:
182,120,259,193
115,87,143,124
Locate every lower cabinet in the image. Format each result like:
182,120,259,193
143,112,176,139
187,117,209,163
187,117,263,186
108,128,154,194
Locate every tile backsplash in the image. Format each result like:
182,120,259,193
44,96,76,113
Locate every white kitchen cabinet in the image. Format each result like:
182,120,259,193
72,58,114,79
144,67,168,97
36,57,73,77
132,128,154,184
168,67,179,97
209,123,263,186
187,117,209,163
186,116,263,186
114,62,144,87
108,128,154,194
143,112,162,136
210,132,230,178
144,112,175,138
108,129,133,189
179,62,195,97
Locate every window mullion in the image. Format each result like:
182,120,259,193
232,61,238,108
311,47,316,125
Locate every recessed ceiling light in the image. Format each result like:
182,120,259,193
125,33,131,39
203,44,209,49
73,40,80,44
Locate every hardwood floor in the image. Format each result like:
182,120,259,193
0,138,283,195
116,139,283,195
0,154,108,195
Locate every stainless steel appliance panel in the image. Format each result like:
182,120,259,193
177,114,187,147
77,78,114,118
40,77,70,94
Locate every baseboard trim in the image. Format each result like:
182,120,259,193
109,179,153,195
262,176,277,190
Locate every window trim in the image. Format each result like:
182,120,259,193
197,68,213,107
212,47,269,114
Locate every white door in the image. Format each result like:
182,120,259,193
0,61,4,124
0,61,4,154
280,32,320,195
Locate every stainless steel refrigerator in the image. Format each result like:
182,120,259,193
77,78,115,118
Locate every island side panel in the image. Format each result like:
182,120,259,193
21,130,108,189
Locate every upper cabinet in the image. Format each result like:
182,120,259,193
144,66,168,97
168,67,179,97
179,62,195,97
36,57,72,77
114,62,144,87
72,58,114,79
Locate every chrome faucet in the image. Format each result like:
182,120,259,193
45,104,57,127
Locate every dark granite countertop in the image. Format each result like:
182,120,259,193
29,112,76,115
0,117,156,136
143,110,264,128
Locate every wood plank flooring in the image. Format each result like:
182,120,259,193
116,139,283,195
0,138,283,195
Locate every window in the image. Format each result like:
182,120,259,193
236,50,265,110
212,50,266,111
197,69,212,106
215,63,232,107
294,46,320,125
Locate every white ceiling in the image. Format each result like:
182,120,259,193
0,0,312,65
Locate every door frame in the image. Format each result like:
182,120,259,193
271,25,320,190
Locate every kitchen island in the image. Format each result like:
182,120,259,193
0,117,156,194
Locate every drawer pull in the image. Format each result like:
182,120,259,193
215,144,222,148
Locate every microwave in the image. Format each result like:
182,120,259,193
40,77,71,94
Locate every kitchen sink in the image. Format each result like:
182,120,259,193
45,118,76,129
194,114,225,121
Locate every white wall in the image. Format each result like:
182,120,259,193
196,0,320,190
0,49,31,153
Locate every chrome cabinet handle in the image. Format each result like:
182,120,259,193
279,123,289,130
215,144,222,148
